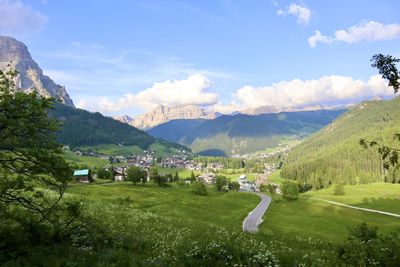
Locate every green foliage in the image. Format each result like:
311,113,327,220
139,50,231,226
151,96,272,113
228,181,240,191
96,168,110,179
190,170,196,182
338,223,400,266
282,97,400,186
0,69,83,260
371,53,400,92
215,175,227,191
173,171,179,182
281,181,299,200
262,184,276,194
192,181,207,195
334,183,345,195
126,166,144,185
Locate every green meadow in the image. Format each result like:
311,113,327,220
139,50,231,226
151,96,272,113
67,183,259,229
63,150,108,169
261,182,400,242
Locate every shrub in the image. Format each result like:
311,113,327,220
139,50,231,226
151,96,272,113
281,181,299,200
215,175,227,191
192,181,207,195
338,223,400,266
334,183,345,195
228,181,240,191
97,168,110,179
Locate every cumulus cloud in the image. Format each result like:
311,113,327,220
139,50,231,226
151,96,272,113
0,0,48,35
98,74,219,112
309,21,400,47
308,30,333,48
230,75,391,110
277,3,311,26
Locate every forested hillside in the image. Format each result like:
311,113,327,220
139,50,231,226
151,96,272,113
148,110,346,156
50,103,187,151
281,97,400,187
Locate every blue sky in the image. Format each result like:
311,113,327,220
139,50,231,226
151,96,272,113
1,0,399,116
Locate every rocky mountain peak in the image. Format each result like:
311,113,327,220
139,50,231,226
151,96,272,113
0,36,75,107
130,104,218,129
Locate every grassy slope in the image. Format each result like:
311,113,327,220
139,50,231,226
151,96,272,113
281,97,400,183
68,180,400,244
304,183,400,214
63,151,108,169
261,183,400,242
67,183,259,229
78,140,186,157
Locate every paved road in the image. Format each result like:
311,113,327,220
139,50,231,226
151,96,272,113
242,192,272,232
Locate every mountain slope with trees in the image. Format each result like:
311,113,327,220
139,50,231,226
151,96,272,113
148,110,346,156
50,103,188,151
281,97,400,187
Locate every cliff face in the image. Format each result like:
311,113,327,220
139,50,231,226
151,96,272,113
0,36,74,107
131,104,218,129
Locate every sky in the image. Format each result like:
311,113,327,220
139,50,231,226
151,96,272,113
1,0,399,117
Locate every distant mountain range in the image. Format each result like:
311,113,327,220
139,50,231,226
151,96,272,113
0,36,74,107
114,104,219,129
281,96,400,186
148,109,346,156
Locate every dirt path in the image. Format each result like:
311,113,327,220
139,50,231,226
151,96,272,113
313,198,400,218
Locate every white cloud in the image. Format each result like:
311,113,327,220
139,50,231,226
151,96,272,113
75,99,88,109
98,74,219,112
230,75,392,110
0,0,48,35
277,3,311,26
308,30,333,48
309,21,400,47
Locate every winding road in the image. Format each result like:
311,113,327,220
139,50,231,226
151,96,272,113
242,192,271,232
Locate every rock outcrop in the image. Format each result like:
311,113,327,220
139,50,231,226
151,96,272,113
0,36,74,107
113,115,134,124
131,104,218,129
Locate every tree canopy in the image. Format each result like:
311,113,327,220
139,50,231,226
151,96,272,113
371,53,400,92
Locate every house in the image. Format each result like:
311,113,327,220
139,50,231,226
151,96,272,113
240,182,256,192
238,174,247,184
113,167,126,181
73,169,93,183
197,173,216,184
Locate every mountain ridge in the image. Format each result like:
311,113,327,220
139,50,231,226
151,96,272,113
51,103,188,153
148,109,346,156
116,104,218,129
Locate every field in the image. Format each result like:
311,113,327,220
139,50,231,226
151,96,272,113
80,144,144,155
261,183,400,242
63,150,108,169
67,182,259,229
79,141,183,156
266,170,285,184
304,183,400,214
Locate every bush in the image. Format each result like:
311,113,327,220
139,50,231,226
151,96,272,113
96,168,110,179
228,181,240,191
215,175,227,191
281,181,299,200
334,183,345,195
338,223,400,266
192,181,207,195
